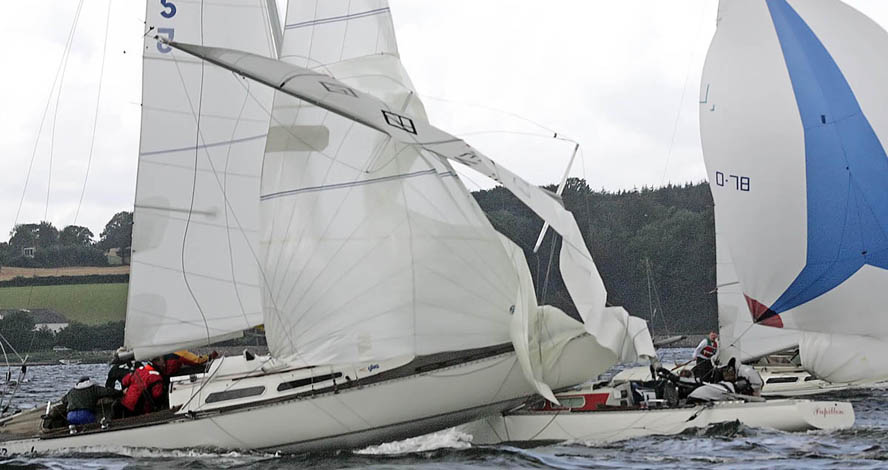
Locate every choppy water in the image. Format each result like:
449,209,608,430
1,349,886,469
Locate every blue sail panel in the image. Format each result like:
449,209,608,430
758,0,888,322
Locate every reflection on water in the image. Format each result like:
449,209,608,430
1,349,886,469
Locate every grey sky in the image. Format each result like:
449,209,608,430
2,1,887,237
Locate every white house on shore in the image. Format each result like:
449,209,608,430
0,308,70,333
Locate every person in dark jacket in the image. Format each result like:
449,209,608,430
106,360,135,391
62,376,120,425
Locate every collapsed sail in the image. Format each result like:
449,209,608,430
256,1,519,366
701,1,888,344
127,0,278,359
167,38,655,369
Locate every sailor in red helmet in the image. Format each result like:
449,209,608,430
692,331,719,382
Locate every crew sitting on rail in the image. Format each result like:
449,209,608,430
692,331,719,382
62,376,121,425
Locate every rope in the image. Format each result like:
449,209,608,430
45,0,85,222
74,0,113,225
167,0,214,348
13,0,84,227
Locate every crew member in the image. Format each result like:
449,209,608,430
62,376,120,425
106,360,135,391
120,362,164,416
151,351,218,409
692,331,719,382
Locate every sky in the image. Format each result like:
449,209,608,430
1,1,887,238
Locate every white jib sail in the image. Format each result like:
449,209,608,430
127,0,278,359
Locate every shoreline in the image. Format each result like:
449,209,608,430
13,345,271,367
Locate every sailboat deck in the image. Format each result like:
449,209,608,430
0,343,516,443
0,407,179,442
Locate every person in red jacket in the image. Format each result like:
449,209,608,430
120,362,164,416
152,351,218,409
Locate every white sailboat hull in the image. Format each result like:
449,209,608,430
463,399,854,445
0,352,522,454
612,363,868,398
0,336,608,455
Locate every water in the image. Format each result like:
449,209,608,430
2,349,886,469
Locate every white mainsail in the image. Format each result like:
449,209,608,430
127,0,278,359
165,0,653,380
701,0,888,381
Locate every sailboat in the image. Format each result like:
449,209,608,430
458,0,880,444
701,0,888,386
601,0,888,397
0,0,655,454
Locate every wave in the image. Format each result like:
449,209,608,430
355,428,472,455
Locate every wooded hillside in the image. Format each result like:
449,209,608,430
474,179,716,334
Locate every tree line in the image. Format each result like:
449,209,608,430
474,179,716,334
0,310,124,352
0,180,717,353
0,212,132,268
0,310,262,354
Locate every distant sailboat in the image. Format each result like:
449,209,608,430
0,0,654,454
701,0,888,384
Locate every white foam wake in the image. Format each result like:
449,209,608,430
355,427,473,455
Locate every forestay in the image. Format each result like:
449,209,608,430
127,0,278,359
701,1,888,339
165,38,656,368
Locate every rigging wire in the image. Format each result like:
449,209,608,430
6,4,85,385
420,94,577,145
658,0,709,186
46,1,85,222
74,0,113,225
13,0,85,228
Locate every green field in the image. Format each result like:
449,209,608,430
0,283,127,325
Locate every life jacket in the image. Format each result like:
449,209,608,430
700,339,718,358
121,364,164,413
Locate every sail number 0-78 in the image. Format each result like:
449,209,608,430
715,171,750,192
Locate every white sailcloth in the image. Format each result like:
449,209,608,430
701,0,888,381
164,39,656,368
716,206,799,362
127,0,278,359
257,1,519,366
164,1,654,377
